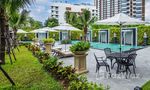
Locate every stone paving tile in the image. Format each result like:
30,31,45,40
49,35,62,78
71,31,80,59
58,44,150,90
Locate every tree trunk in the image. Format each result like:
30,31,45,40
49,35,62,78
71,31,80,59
83,26,88,41
0,8,6,64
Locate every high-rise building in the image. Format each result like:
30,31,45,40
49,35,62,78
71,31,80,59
95,0,145,20
50,2,98,24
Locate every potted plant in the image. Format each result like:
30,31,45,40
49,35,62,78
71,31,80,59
70,41,90,55
70,41,90,74
43,38,55,54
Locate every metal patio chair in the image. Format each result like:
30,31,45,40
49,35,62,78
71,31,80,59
94,53,111,77
117,54,137,78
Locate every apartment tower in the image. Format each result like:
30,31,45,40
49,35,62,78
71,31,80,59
50,2,98,24
95,0,145,20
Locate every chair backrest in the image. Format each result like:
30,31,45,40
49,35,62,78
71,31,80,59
104,48,111,57
127,54,137,64
94,53,100,65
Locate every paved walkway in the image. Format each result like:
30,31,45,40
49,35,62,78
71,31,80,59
58,44,150,90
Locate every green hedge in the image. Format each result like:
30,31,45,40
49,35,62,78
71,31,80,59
49,32,59,41
92,25,150,45
17,33,35,41
137,26,150,45
71,31,83,40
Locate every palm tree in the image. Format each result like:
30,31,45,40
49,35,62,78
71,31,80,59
65,10,97,40
0,0,34,64
78,9,97,40
9,10,30,47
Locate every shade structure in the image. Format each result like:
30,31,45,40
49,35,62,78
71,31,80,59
40,27,58,32
17,29,28,33
96,13,146,25
30,27,57,33
95,13,147,52
52,23,80,31
30,30,45,33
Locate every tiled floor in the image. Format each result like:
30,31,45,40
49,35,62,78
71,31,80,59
58,44,150,90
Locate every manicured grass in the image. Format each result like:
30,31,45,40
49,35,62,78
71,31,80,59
0,46,63,90
142,80,150,90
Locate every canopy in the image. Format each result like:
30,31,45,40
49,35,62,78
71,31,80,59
52,23,80,31
30,27,57,33
17,29,28,33
96,13,146,25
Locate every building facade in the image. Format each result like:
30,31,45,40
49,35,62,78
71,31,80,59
50,2,98,24
95,0,145,20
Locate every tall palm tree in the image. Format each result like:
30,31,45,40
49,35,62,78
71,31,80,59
65,10,97,40
78,9,97,40
0,0,34,64
9,10,30,47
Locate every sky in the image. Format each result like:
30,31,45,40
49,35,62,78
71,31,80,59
28,0,150,23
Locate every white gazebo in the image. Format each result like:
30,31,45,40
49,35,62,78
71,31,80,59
52,23,80,40
95,13,146,51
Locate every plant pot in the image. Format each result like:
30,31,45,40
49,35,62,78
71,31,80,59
44,43,53,54
74,53,88,74
74,51,87,55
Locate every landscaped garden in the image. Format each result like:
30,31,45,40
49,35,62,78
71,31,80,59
0,46,63,89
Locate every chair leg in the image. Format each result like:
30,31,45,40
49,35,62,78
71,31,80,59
127,67,131,77
125,66,128,79
107,66,111,77
112,61,117,69
116,64,119,74
110,59,113,69
96,64,98,73
106,66,108,72
133,65,136,77
134,61,136,68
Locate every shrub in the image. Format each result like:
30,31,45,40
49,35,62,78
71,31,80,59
43,56,58,71
49,32,59,41
27,45,107,90
68,76,106,90
71,31,83,40
61,39,71,44
43,38,55,44
17,33,35,41
70,41,90,53
36,52,50,63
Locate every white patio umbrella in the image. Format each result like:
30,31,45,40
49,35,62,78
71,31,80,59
17,29,28,33
96,13,146,25
95,13,147,52
52,23,80,51
52,23,80,31
30,27,58,33
40,27,58,32
52,23,80,40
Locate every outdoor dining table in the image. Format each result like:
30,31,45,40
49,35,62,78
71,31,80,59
108,52,130,73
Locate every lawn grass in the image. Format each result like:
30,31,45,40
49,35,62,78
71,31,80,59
0,46,63,90
142,80,150,90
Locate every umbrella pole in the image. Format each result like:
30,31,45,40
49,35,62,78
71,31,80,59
120,24,122,53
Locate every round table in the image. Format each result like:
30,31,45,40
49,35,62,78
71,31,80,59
108,52,130,73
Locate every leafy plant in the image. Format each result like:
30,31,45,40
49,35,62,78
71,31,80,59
70,41,90,53
43,38,55,44
43,56,59,71
68,76,106,90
